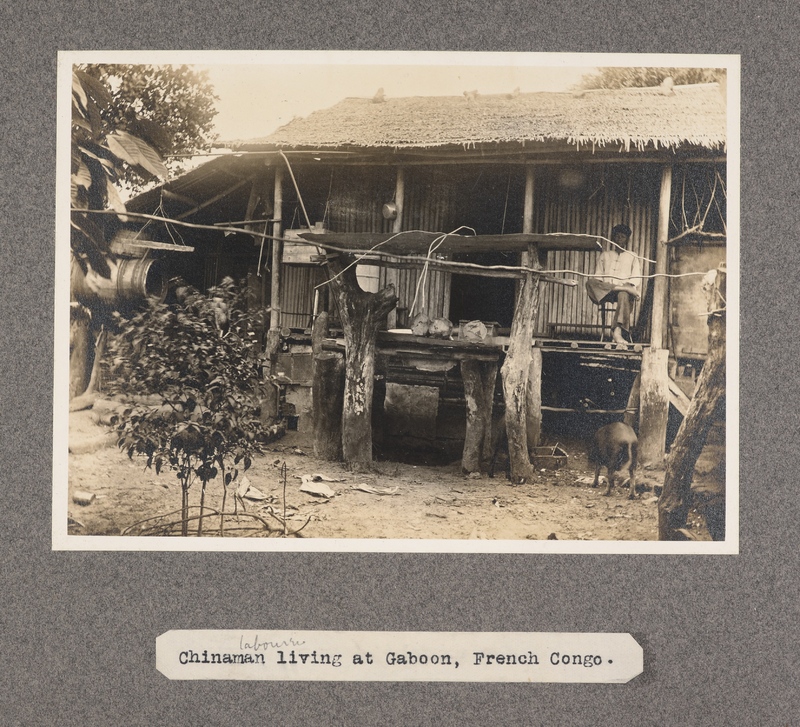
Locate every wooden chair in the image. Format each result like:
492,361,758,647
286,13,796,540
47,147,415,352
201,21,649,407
596,293,637,343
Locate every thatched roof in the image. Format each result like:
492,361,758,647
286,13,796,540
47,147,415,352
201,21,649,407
234,82,726,153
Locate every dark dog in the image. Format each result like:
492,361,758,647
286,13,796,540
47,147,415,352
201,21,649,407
589,422,638,498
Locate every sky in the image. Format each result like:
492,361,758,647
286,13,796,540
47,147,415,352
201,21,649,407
201,53,597,143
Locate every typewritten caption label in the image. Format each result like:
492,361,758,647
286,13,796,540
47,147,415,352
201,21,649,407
156,630,643,683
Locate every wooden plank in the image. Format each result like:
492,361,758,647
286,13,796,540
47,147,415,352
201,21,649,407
109,237,195,254
668,377,692,417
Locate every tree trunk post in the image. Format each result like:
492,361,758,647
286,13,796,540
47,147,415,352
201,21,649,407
500,271,539,484
326,254,397,469
461,359,498,474
658,268,726,540
526,347,543,452
638,348,670,467
312,352,345,460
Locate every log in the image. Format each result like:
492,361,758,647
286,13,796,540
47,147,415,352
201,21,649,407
659,269,726,540
69,303,92,400
326,254,398,469
460,359,498,473
312,352,345,460
500,272,539,483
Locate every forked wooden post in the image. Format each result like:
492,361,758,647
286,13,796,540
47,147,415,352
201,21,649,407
500,270,539,484
326,254,397,470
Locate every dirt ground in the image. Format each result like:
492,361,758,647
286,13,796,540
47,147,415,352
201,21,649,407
66,408,723,542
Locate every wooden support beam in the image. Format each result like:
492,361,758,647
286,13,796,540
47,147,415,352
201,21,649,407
500,271,539,484
162,188,198,208
386,166,405,329
266,166,284,359
519,171,544,456
312,352,345,461
650,165,673,348
460,359,498,474
526,347,543,451
668,378,693,417
659,268,726,540
327,254,398,469
175,177,252,220
638,347,670,467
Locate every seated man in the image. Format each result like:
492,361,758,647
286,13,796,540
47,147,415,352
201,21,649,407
585,224,642,344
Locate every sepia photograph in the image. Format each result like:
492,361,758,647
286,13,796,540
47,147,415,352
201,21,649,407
54,51,738,552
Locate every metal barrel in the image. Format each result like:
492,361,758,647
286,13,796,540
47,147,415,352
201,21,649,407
71,255,168,307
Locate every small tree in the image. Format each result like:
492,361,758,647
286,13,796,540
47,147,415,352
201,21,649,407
71,69,169,276
80,64,219,189
105,278,270,536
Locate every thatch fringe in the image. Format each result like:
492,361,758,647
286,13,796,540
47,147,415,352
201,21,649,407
232,83,726,153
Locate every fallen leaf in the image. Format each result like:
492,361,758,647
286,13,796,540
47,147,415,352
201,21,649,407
236,475,252,498
351,484,399,496
300,475,335,498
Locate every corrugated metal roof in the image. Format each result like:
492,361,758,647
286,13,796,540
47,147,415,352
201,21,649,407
232,83,726,152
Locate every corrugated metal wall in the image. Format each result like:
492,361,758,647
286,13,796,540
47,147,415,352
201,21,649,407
534,164,660,338
391,167,458,322
279,161,661,335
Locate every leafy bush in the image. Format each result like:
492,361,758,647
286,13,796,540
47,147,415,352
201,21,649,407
104,277,272,536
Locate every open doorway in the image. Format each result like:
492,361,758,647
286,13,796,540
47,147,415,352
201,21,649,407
446,166,525,328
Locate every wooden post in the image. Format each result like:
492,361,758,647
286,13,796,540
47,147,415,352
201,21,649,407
651,165,672,349
266,165,284,359
623,372,641,430
526,347,542,451
638,348,670,467
460,359,498,474
311,310,329,358
501,272,539,484
386,167,404,329
523,165,535,236
659,268,726,540
637,164,672,463
312,352,345,460
327,254,397,469
521,167,543,451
